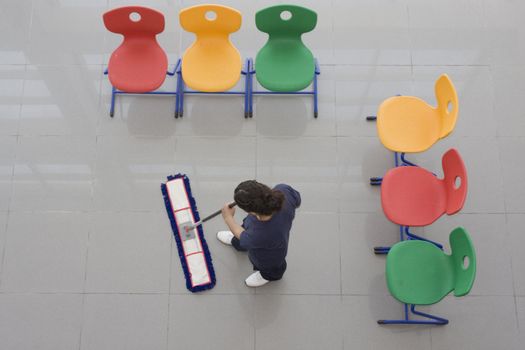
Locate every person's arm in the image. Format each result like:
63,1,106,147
221,203,244,239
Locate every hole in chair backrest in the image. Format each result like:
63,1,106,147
129,12,141,22
280,10,292,21
454,176,461,190
462,256,469,270
205,10,217,21
447,101,453,114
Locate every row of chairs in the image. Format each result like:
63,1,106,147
369,75,477,325
103,4,320,118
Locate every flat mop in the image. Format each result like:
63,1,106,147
161,174,236,292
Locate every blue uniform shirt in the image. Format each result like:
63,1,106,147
239,184,301,269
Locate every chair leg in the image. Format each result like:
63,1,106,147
248,58,254,118
373,225,405,254
405,227,443,249
373,247,390,254
378,304,448,325
313,65,319,119
243,58,249,119
370,177,383,185
178,74,185,118
110,86,116,117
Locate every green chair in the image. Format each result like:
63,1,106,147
250,5,320,118
379,227,476,325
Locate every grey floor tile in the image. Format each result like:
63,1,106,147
518,297,525,335
424,214,514,296
254,295,343,350
0,136,16,211
169,294,254,350
0,211,7,282
19,65,101,136
506,214,525,296
340,213,412,295
499,137,525,213
484,1,525,66
81,294,169,350
93,135,176,212
493,65,525,137
0,65,24,136
1,212,89,293
408,136,506,214
255,66,336,137
429,296,519,350
333,0,411,65
412,66,497,138
257,136,338,213
255,212,341,295
85,212,171,293
0,294,83,350
11,135,96,211
0,0,32,65
342,296,432,350
335,65,413,137
407,0,490,65
28,1,107,65
337,137,392,213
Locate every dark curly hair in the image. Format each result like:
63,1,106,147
234,180,285,216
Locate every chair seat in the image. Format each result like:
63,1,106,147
108,38,168,93
381,166,446,226
182,40,242,92
386,240,454,305
377,96,441,153
255,39,315,92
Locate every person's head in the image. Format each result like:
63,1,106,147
234,180,284,217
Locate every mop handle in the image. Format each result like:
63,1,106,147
193,202,237,228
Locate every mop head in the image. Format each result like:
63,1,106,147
161,174,216,292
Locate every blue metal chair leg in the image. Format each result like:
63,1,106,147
400,152,417,166
248,58,254,118
378,304,448,325
242,58,249,118
373,225,405,254
178,73,185,118
110,86,116,117
405,227,443,249
313,59,320,118
174,59,181,118
370,177,383,185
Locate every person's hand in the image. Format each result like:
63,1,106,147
222,202,236,219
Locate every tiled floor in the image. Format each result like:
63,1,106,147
0,0,524,349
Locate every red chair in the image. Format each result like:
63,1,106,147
381,148,467,227
103,6,170,115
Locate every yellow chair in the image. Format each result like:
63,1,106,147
180,4,242,92
377,74,458,153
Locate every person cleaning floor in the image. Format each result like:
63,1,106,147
218,180,301,287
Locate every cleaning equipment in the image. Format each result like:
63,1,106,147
185,202,237,233
161,174,217,292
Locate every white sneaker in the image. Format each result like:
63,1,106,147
245,271,269,287
217,231,234,245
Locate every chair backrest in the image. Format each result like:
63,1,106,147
449,227,476,296
435,74,459,139
255,5,317,39
180,4,241,36
103,6,165,36
442,148,468,215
